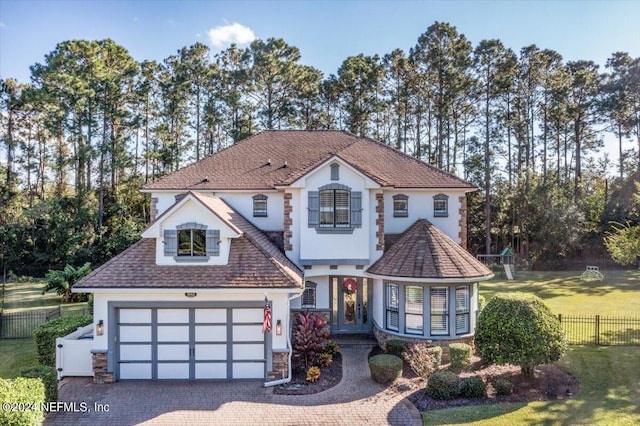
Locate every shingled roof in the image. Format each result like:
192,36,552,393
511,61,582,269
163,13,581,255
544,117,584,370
74,195,303,290
367,219,493,281
142,130,475,191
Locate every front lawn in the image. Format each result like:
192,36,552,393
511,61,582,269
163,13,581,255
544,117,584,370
0,339,38,379
423,345,640,425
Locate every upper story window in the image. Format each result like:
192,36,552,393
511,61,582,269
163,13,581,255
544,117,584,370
253,194,268,217
393,194,409,217
302,281,317,309
330,163,340,180
308,184,362,234
433,194,449,217
163,223,220,260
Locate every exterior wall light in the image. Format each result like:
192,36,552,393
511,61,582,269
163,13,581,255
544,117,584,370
96,320,104,336
276,320,282,336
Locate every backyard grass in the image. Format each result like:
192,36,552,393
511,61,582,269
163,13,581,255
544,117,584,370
2,279,88,314
481,269,640,316
423,345,640,426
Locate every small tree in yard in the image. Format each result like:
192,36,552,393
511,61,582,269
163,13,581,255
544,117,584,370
42,263,91,302
475,293,567,377
292,311,327,369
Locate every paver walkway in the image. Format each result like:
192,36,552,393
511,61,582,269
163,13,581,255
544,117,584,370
45,343,422,426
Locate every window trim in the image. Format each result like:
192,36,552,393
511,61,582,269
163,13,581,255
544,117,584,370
392,194,409,217
252,194,268,217
177,228,207,257
455,286,470,335
164,223,220,261
404,286,424,335
319,188,350,228
433,194,449,217
308,184,362,234
430,286,449,336
302,281,317,309
385,283,399,332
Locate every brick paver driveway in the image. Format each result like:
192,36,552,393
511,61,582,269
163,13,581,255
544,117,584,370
45,345,421,426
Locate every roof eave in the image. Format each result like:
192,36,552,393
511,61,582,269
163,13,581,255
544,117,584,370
364,272,494,283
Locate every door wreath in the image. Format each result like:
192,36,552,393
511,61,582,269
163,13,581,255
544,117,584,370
343,278,357,295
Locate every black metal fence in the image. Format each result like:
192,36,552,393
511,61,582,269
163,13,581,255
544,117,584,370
0,307,61,339
558,314,640,346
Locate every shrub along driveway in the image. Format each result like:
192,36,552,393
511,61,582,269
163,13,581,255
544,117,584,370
45,344,422,426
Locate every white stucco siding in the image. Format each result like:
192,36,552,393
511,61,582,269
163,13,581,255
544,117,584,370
298,162,370,261
219,192,284,231
383,190,465,243
154,192,183,217
287,189,301,264
291,276,330,310
91,290,295,352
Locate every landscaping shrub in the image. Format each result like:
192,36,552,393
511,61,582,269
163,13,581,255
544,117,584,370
426,371,460,400
385,339,408,358
478,294,487,312
427,346,443,369
21,366,57,402
0,377,45,425
459,376,487,398
403,343,437,379
449,343,472,371
323,340,339,355
318,352,333,367
476,293,568,376
369,354,403,384
33,315,93,367
306,366,321,382
292,311,327,369
493,378,514,396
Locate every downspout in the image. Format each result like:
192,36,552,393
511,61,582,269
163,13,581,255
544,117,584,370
263,289,303,387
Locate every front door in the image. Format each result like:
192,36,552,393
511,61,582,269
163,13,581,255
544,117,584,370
333,276,372,333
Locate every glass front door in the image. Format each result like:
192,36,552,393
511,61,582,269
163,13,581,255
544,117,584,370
332,276,371,333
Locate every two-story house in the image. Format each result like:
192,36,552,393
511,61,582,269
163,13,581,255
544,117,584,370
73,130,492,384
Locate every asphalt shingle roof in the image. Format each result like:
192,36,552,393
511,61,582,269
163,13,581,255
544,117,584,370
367,219,493,280
142,130,475,191
74,194,303,290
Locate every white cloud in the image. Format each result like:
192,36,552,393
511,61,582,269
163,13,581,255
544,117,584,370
207,23,255,48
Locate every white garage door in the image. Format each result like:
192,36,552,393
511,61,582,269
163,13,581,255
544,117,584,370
117,307,265,380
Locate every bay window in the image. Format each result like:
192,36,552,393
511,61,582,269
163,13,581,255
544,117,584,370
430,287,449,335
405,286,423,335
455,286,470,334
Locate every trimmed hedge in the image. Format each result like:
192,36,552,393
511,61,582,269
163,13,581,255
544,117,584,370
427,346,443,370
449,343,472,371
369,354,403,384
21,366,58,402
0,377,45,425
494,378,514,396
459,376,487,398
384,339,408,358
33,315,93,367
426,371,460,400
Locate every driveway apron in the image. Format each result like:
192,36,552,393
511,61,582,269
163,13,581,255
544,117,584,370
45,344,421,426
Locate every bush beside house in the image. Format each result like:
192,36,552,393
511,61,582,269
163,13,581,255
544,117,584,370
33,315,93,367
0,377,45,425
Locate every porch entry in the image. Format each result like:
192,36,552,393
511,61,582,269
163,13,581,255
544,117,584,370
331,276,372,334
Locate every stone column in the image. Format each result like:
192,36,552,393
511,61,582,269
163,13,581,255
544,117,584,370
91,351,114,384
458,195,468,249
375,193,385,250
283,193,293,251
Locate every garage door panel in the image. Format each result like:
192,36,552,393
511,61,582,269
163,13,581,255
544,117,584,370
195,309,226,323
233,325,263,342
120,309,151,323
233,344,264,360
195,325,226,342
157,309,189,323
195,344,226,361
157,344,190,361
232,308,262,323
157,363,189,379
233,362,264,379
120,344,151,361
196,363,227,379
157,326,189,342
120,363,151,379
120,326,151,342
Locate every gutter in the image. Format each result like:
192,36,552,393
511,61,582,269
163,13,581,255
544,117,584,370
263,289,303,388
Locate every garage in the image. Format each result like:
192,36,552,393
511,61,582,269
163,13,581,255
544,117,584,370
116,306,266,380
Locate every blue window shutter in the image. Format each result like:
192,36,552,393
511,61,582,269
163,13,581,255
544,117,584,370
308,191,319,227
206,229,220,256
163,230,177,256
351,191,362,228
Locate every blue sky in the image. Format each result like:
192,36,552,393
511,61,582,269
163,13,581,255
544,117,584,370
1,0,639,83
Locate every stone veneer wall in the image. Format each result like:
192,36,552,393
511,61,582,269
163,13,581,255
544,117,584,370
373,325,474,363
375,193,385,250
269,351,289,381
283,193,293,251
458,195,467,249
92,352,114,384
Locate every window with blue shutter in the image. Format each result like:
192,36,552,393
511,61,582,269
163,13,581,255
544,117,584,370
308,191,319,227
350,191,362,227
163,230,178,256
164,223,220,260
309,184,362,234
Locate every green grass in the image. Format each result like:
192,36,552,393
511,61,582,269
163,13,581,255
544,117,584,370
423,346,640,426
481,269,640,316
0,339,39,379
2,280,88,314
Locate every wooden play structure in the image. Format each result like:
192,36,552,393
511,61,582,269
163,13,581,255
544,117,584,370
476,247,516,280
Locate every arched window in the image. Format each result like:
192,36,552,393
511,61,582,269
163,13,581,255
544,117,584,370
302,281,317,309
433,194,449,217
252,194,268,217
392,194,409,217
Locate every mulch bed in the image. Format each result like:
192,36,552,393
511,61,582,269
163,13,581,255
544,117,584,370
369,346,578,411
272,352,343,395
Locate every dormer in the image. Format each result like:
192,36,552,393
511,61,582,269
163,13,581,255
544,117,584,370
142,192,242,266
